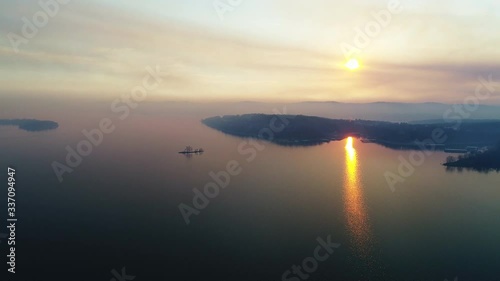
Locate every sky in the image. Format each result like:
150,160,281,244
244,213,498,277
1,0,500,103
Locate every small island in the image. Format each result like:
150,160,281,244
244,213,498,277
0,119,59,132
444,143,500,172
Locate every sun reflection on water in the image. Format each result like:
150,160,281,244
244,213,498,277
344,137,372,258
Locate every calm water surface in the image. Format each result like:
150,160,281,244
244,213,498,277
1,107,499,281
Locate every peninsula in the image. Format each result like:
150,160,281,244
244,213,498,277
202,114,500,149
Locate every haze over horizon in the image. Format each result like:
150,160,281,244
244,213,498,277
3,2,500,281
1,0,500,104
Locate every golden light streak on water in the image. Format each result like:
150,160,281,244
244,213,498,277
344,137,372,258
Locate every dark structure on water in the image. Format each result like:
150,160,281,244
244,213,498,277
178,146,204,154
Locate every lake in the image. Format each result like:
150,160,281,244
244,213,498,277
1,104,499,281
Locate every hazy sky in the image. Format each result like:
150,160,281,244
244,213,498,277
1,0,500,103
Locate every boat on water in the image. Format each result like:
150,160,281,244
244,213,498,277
444,148,468,153
444,146,478,153
178,146,204,154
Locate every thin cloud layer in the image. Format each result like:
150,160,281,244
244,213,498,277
0,0,499,103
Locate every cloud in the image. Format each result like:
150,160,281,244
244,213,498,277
0,0,499,103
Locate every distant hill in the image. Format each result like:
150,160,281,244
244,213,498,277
203,114,500,148
286,102,500,122
159,101,500,122
0,119,59,132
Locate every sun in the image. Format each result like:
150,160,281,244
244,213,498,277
345,58,360,70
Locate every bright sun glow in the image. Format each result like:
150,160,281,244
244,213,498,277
345,137,354,150
345,59,360,70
